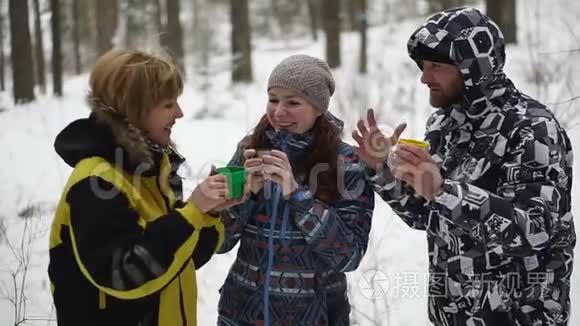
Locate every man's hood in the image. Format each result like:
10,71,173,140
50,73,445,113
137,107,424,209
407,7,515,119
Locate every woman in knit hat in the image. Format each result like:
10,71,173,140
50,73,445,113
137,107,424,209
217,54,375,325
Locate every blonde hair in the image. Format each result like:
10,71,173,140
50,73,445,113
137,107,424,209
88,49,183,126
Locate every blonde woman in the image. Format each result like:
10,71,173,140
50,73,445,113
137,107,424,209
49,49,240,326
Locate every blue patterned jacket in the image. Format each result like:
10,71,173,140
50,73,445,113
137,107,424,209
217,127,374,325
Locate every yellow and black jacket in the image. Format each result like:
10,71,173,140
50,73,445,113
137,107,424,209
48,112,224,326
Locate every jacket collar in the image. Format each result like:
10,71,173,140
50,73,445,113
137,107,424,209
54,113,184,176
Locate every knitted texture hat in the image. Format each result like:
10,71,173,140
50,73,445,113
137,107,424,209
267,54,335,113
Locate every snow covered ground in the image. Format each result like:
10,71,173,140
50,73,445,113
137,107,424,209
1,1,579,325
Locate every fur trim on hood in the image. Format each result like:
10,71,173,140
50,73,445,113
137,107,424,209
87,95,155,168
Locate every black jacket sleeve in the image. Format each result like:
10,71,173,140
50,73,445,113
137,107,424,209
65,176,224,299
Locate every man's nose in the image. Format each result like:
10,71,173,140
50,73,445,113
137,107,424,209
420,69,431,85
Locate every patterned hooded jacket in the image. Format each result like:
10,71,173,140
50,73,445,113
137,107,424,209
217,122,375,326
369,8,575,326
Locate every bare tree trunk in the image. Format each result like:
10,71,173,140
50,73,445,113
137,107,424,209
441,0,460,10
192,0,199,52
50,0,62,96
191,0,210,70
193,0,211,70
486,0,516,44
163,0,184,75
270,0,281,33
268,1,302,38
322,0,340,68
428,0,458,12
72,0,81,74
342,0,357,31
358,0,367,74
153,0,162,39
32,0,46,93
125,0,137,49
0,0,5,91
400,0,419,18
9,0,35,103
124,0,149,49
95,0,118,55
74,0,97,65
230,0,253,82
306,0,319,41
427,0,439,13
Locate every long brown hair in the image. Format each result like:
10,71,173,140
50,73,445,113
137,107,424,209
246,114,342,203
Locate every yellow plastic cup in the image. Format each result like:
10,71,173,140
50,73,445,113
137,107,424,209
398,138,429,149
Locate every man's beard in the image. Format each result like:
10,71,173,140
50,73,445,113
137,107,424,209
429,83,463,108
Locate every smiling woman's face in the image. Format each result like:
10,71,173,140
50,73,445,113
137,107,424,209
266,87,321,134
141,98,183,145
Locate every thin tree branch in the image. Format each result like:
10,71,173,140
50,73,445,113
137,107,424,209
537,49,580,56
548,96,580,106
567,120,580,130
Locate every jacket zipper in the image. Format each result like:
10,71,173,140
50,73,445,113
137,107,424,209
156,176,171,212
178,276,187,325
98,290,106,310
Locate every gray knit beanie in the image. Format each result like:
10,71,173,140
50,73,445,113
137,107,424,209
267,54,335,113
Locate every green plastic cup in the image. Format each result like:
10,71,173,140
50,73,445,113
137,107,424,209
215,166,246,199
